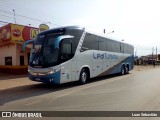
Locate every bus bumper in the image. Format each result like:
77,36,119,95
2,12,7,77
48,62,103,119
28,71,61,84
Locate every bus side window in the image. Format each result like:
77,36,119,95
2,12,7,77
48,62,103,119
81,33,98,51
61,42,72,61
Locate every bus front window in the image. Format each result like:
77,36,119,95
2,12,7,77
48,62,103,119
41,35,59,67
30,34,60,68
29,34,74,68
29,35,44,66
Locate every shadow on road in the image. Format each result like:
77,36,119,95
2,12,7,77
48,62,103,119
0,73,27,80
0,82,78,106
0,73,127,106
90,73,123,82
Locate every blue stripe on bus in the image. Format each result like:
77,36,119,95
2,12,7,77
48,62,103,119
29,71,61,84
98,55,134,76
110,55,134,74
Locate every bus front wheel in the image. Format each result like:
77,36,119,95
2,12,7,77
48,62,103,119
79,69,88,84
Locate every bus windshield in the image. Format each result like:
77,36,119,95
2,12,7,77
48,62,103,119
30,34,60,68
30,33,75,68
29,27,84,68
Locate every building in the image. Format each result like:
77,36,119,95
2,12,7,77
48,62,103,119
135,54,160,65
0,23,39,74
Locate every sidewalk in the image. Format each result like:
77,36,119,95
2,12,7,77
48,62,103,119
134,65,160,71
0,72,27,80
0,73,36,91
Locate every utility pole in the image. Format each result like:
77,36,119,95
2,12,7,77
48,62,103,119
156,46,157,62
13,9,16,24
135,49,137,57
152,47,154,65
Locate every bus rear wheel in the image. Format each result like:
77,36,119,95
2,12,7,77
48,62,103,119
125,66,129,74
79,69,88,84
121,66,125,75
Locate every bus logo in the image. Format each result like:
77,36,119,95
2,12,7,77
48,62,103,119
93,52,118,59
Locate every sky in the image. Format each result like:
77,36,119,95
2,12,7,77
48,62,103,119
0,0,160,56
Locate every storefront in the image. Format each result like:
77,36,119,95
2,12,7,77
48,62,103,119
0,23,39,74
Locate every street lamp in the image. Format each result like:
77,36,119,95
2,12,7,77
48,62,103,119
103,29,114,34
107,31,114,34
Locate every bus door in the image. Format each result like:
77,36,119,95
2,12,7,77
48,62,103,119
60,40,73,83
71,58,77,81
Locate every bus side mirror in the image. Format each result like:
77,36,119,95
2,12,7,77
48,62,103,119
22,39,35,53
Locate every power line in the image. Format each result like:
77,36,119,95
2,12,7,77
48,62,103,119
0,0,72,26
0,9,61,28
0,20,10,24
0,14,37,24
0,9,48,23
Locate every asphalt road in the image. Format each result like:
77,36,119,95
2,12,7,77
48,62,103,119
0,65,160,120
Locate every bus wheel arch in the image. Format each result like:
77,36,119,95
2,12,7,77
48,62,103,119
79,67,90,84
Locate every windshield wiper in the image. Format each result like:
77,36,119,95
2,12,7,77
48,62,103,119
31,51,40,65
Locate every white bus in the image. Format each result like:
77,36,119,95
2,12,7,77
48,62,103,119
28,26,134,84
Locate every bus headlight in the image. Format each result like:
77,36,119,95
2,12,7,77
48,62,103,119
54,68,60,72
48,68,60,74
48,70,54,74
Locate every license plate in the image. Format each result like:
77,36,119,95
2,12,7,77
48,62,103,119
35,78,41,81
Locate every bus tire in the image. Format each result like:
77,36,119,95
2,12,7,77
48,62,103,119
79,69,88,84
121,66,125,75
125,66,129,74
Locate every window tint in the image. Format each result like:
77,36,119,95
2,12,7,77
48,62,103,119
61,43,72,60
106,39,121,53
98,37,106,51
81,33,98,50
60,39,73,62
82,32,133,54
124,45,134,54
66,29,83,54
120,43,124,53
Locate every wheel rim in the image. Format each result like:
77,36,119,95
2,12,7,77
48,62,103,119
81,72,87,82
122,67,124,75
126,67,128,73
